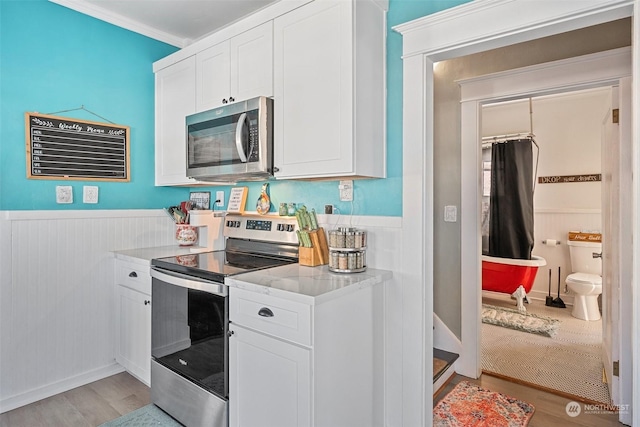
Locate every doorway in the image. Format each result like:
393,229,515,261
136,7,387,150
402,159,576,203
478,87,612,404
394,1,638,426
458,47,632,408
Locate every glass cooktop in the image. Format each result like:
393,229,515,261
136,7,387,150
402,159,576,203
151,250,294,283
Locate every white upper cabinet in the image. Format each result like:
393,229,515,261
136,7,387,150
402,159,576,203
155,56,199,186
273,0,387,179
196,22,273,111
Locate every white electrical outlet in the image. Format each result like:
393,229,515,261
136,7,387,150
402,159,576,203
56,186,73,204
83,186,99,204
339,180,353,202
216,191,224,207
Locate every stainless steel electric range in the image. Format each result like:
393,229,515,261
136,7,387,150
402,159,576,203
150,213,299,427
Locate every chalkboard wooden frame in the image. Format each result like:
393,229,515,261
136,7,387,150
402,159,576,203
25,112,130,182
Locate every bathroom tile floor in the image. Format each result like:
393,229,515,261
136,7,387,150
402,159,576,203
481,295,610,404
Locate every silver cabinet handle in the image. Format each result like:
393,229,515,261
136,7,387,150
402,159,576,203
258,307,274,317
128,271,137,278
144,300,150,305
593,252,602,258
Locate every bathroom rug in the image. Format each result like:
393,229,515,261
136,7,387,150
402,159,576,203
433,380,535,427
482,304,560,337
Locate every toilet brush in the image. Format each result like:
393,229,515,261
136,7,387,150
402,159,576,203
545,268,554,306
551,266,566,308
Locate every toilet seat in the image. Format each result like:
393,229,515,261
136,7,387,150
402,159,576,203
566,272,602,286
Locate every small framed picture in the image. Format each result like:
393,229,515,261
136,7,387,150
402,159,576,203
189,191,211,210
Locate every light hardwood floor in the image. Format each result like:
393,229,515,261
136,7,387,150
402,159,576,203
436,373,624,427
0,372,150,427
2,370,625,426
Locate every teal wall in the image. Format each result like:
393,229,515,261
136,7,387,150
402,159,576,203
0,0,468,215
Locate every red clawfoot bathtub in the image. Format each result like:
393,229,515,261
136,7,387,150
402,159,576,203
482,255,547,311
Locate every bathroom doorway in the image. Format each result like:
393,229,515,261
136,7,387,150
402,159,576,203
458,47,632,409
478,87,613,404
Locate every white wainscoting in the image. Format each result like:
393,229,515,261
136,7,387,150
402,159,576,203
529,208,602,304
0,210,403,415
0,210,176,413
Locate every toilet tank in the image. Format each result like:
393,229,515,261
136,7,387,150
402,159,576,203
567,239,602,275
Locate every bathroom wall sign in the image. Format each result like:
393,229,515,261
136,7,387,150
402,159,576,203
538,174,601,184
25,112,130,181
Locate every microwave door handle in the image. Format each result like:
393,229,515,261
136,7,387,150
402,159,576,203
235,112,248,163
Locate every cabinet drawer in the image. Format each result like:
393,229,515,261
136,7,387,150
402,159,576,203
116,263,151,295
230,288,311,346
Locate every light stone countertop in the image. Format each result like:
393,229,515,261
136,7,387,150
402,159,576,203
226,263,392,305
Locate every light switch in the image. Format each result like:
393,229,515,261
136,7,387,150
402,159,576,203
83,186,99,204
444,205,457,222
56,186,73,204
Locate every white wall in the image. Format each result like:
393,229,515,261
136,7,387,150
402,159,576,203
0,210,176,412
482,88,609,302
0,210,403,418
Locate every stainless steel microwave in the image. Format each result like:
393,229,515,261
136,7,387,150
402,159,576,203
186,96,273,182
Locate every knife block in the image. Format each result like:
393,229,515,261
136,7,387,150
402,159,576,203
299,228,329,266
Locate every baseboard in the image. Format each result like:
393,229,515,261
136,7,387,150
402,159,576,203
0,362,125,414
482,289,575,307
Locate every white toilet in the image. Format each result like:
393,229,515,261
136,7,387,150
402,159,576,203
566,234,602,321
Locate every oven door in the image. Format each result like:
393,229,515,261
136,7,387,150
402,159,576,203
150,267,228,427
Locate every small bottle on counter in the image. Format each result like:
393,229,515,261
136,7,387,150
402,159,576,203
338,253,348,270
279,203,287,216
287,203,296,216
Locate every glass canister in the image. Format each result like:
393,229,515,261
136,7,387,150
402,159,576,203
338,253,348,270
329,230,346,248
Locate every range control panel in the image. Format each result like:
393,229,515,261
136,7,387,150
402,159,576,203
223,213,299,244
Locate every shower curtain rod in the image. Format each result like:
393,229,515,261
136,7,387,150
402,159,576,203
481,132,534,143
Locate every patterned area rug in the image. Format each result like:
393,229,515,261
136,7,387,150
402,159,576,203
482,304,560,337
434,381,535,427
482,298,611,404
99,404,181,427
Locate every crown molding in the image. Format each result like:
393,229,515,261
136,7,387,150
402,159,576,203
49,0,189,47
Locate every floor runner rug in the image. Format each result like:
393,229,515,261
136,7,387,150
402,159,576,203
434,381,535,427
482,304,560,337
99,404,182,427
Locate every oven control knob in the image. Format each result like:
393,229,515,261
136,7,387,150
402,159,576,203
286,224,295,232
235,221,241,228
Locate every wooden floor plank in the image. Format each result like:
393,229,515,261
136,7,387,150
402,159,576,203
0,372,150,427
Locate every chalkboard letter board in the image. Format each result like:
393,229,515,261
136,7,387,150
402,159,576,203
25,112,130,181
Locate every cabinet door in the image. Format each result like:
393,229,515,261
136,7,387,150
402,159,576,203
196,41,231,111
155,56,198,186
229,325,311,427
273,1,353,179
230,21,273,102
115,285,151,385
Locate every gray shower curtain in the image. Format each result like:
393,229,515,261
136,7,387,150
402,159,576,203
488,139,534,260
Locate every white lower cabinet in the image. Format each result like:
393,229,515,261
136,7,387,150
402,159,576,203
114,260,151,385
229,325,311,427
229,285,382,427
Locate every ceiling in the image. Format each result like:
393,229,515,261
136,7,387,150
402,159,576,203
50,0,281,47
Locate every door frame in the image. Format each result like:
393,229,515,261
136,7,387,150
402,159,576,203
458,47,631,412
393,1,638,425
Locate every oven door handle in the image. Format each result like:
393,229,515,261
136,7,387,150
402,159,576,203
151,267,228,296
